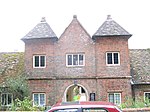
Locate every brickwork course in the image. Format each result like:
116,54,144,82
4,15,149,106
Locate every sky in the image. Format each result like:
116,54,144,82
0,0,150,52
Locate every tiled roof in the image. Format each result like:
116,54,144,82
130,49,150,84
22,17,57,40
93,15,132,38
0,52,24,85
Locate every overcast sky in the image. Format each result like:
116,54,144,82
0,0,149,52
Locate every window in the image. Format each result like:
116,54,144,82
1,93,13,106
106,52,120,65
33,55,46,68
33,93,45,106
54,109,78,112
66,54,85,66
83,108,107,112
108,93,121,105
144,92,150,102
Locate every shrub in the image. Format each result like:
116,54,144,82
8,97,45,111
120,96,150,109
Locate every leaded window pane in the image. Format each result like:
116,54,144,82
73,55,78,65
35,56,39,67
40,56,45,67
107,53,112,64
68,55,72,65
114,53,119,64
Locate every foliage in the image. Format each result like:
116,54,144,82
120,96,150,109
8,97,45,111
5,74,29,100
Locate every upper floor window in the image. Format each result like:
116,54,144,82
66,54,85,67
106,52,120,65
33,93,46,106
33,55,46,68
108,93,121,105
1,93,13,106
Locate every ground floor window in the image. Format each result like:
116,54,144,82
33,93,46,106
144,92,150,101
1,93,13,106
108,93,121,105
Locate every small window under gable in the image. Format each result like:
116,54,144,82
66,54,85,67
106,52,120,66
33,55,46,68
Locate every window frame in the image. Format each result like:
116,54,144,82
66,53,85,67
33,93,46,106
106,52,120,66
33,55,46,68
108,93,121,105
144,92,150,101
1,93,13,106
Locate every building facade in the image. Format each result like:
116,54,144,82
20,15,150,107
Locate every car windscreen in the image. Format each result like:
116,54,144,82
53,108,78,112
83,108,108,112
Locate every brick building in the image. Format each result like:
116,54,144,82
1,15,150,107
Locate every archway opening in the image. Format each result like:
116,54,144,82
65,85,87,102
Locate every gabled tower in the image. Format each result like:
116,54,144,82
22,17,58,78
93,15,132,77
92,15,132,103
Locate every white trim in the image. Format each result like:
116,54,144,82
33,55,46,68
1,93,13,106
108,92,121,105
33,93,46,106
144,92,150,101
63,84,89,102
66,54,85,67
106,52,120,66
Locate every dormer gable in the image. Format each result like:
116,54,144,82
58,15,93,45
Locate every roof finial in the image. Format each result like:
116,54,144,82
107,15,112,20
73,15,77,19
41,17,46,22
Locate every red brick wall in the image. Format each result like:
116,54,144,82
54,18,96,78
24,38,56,78
95,37,130,77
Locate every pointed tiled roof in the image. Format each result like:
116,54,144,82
22,17,57,40
93,15,132,38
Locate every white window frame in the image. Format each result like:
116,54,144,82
33,55,46,68
66,54,85,67
144,92,150,101
1,93,13,106
106,52,120,66
108,93,121,105
33,93,46,106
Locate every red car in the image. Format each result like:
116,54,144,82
47,101,122,112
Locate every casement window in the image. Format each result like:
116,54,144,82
106,52,120,65
1,93,13,106
33,55,46,68
144,92,150,101
66,54,85,66
108,93,121,105
33,93,46,106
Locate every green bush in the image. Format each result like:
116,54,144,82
120,96,150,109
8,97,45,111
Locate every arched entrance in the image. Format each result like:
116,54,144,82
63,84,88,102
